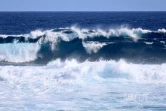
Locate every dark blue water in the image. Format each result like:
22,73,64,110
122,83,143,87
0,12,166,111
0,12,166,64
0,12,166,34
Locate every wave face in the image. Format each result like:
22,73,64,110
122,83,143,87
0,27,166,64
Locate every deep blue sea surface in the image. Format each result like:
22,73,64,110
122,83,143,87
0,12,166,111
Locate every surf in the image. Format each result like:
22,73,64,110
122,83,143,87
0,59,165,110
0,27,166,64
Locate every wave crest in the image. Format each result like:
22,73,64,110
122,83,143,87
0,27,166,63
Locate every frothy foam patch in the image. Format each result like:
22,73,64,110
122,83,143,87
82,41,107,54
47,59,166,84
0,59,166,110
0,59,166,84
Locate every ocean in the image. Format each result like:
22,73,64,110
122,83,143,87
0,12,166,111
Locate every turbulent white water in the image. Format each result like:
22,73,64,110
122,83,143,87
0,43,40,63
0,27,155,40
0,59,166,110
0,27,166,63
82,41,107,54
0,27,166,110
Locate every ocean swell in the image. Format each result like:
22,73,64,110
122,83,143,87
0,27,166,64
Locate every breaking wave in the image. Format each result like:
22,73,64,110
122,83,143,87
0,59,166,85
0,27,166,64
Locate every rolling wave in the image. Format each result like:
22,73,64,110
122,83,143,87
0,27,166,64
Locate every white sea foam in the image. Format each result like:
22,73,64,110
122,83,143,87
108,28,151,40
0,59,166,85
70,27,152,40
0,59,166,110
0,27,159,40
82,41,107,54
158,28,166,33
0,27,165,62
0,43,40,63
28,30,45,39
145,42,153,45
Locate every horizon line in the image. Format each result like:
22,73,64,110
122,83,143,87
0,11,166,12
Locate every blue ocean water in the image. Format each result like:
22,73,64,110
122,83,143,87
0,12,166,111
